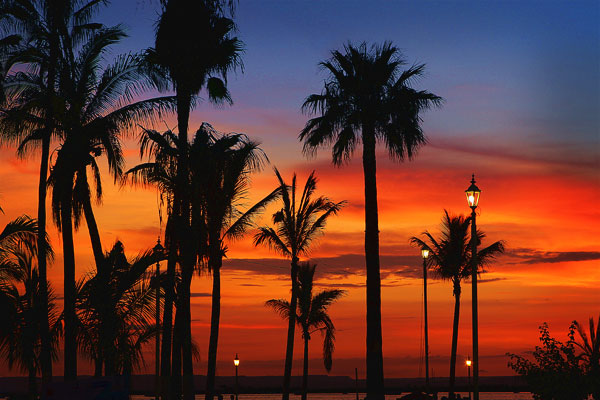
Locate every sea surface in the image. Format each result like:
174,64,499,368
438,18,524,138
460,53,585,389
133,393,533,400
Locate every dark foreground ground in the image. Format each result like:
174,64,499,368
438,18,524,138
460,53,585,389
0,375,528,396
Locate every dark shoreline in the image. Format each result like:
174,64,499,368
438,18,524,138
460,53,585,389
0,375,528,396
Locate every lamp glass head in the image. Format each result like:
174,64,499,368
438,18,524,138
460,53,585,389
466,359,472,367
234,354,239,367
421,249,430,259
465,174,481,208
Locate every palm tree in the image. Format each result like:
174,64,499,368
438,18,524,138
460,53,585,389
410,210,504,398
77,240,166,378
254,169,345,400
266,262,345,400
44,26,175,381
0,214,59,400
0,0,108,383
148,2,242,396
573,316,599,400
300,41,442,399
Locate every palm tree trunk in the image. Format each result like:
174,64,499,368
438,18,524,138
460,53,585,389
361,128,384,399
301,334,309,400
171,301,183,400
28,365,37,400
180,259,195,400
38,134,53,389
161,231,176,400
205,257,222,400
282,258,299,400
81,185,104,270
94,356,103,377
62,192,77,382
449,279,461,398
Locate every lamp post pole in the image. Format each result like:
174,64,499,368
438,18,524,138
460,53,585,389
234,354,240,400
465,174,481,400
422,249,430,393
466,357,472,400
153,238,163,400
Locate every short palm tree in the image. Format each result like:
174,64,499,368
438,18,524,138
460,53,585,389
573,315,599,400
266,262,345,400
300,41,442,399
254,170,345,400
77,240,166,377
410,210,504,398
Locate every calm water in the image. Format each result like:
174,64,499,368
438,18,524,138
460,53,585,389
133,393,533,400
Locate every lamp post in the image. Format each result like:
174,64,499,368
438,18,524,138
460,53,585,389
465,174,481,400
422,248,430,393
153,238,164,400
234,354,240,400
466,356,472,400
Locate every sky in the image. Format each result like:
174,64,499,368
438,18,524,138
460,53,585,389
1,0,599,380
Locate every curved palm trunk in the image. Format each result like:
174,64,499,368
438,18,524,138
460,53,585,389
301,333,309,400
361,129,384,399
282,258,299,400
205,255,222,400
81,187,104,270
62,192,77,382
37,134,52,390
448,279,461,398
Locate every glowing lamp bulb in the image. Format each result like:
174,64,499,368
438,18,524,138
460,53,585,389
468,195,475,206
466,359,472,367
421,249,429,259
234,354,240,367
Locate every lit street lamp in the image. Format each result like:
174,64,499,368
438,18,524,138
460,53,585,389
421,248,430,392
153,238,164,400
466,356,472,400
465,175,481,400
234,354,240,400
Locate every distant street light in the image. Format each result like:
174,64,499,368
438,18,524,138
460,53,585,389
421,248,430,392
234,354,240,400
153,238,164,400
465,174,481,400
466,356,472,400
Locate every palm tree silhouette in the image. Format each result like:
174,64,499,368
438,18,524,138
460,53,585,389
0,0,108,383
77,240,167,378
44,26,174,382
148,2,242,396
0,215,59,399
254,170,344,400
300,41,442,399
266,262,345,400
573,315,600,400
410,210,504,398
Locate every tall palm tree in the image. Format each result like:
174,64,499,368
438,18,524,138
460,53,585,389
573,316,600,400
148,2,242,396
0,0,107,383
77,240,166,378
266,262,345,400
410,210,504,398
300,41,442,399
254,169,345,400
44,25,175,382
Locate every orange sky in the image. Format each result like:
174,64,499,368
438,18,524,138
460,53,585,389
1,0,599,381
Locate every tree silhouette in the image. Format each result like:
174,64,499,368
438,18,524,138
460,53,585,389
147,2,242,396
0,0,108,383
411,210,504,398
573,316,600,400
300,41,442,399
266,262,345,400
254,169,344,400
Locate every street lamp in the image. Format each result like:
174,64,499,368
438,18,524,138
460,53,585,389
421,248,430,392
234,354,240,400
466,356,472,400
465,174,481,400
153,238,164,400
